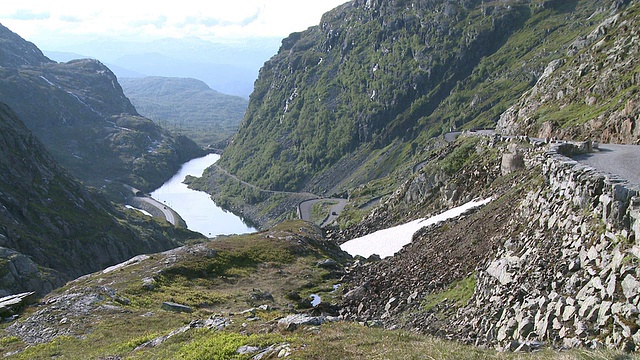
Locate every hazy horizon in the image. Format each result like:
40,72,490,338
1,1,351,97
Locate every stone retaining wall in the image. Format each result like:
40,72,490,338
466,142,640,350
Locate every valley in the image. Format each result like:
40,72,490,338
1,0,640,358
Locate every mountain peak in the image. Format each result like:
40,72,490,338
0,23,52,67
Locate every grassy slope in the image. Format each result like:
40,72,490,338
0,219,635,359
217,0,611,195
191,1,617,231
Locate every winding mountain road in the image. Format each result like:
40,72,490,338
298,198,348,227
132,196,179,225
573,144,640,185
212,164,349,225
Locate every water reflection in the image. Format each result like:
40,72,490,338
150,153,255,237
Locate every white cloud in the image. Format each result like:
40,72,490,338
0,0,350,46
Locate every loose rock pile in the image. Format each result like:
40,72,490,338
340,140,640,351
453,144,640,350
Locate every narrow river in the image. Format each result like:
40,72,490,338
150,153,255,237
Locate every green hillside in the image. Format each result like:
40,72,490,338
120,77,248,147
216,0,617,194
0,24,204,195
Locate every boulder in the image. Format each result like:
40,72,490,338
160,301,192,313
317,259,339,269
277,314,326,331
501,144,525,175
621,275,640,300
0,292,35,318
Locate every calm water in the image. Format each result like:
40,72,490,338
150,153,255,237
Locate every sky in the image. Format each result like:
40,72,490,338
0,0,351,47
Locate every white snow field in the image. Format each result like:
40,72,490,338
340,198,492,259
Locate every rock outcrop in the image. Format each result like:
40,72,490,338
455,143,640,350
501,143,525,175
0,103,183,296
0,23,204,194
340,138,640,350
497,3,640,145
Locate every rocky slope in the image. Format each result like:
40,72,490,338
119,76,248,148
5,219,633,358
497,2,640,144
214,0,622,195
338,136,640,351
0,102,202,297
0,24,204,195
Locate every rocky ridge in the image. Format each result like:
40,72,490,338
497,2,640,144
0,23,204,194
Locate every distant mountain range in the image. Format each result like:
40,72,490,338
44,36,283,98
119,76,248,147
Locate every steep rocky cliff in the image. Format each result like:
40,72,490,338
497,2,640,144
215,0,624,196
0,24,204,194
0,102,198,296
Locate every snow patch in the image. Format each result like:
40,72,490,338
340,198,492,259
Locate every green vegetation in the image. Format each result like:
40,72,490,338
175,331,287,360
422,273,477,311
216,0,611,197
2,219,639,359
439,137,482,175
120,77,248,147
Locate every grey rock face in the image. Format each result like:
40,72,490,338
459,143,640,349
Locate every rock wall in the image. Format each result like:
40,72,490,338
462,142,640,350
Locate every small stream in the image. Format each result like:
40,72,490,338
150,153,255,237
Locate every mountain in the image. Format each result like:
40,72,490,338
43,36,283,98
0,25,50,67
111,53,257,98
119,77,248,147
0,102,199,296
496,3,640,143
3,0,640,355
0,23,204,196
214,0,630,197
44,51,147,78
